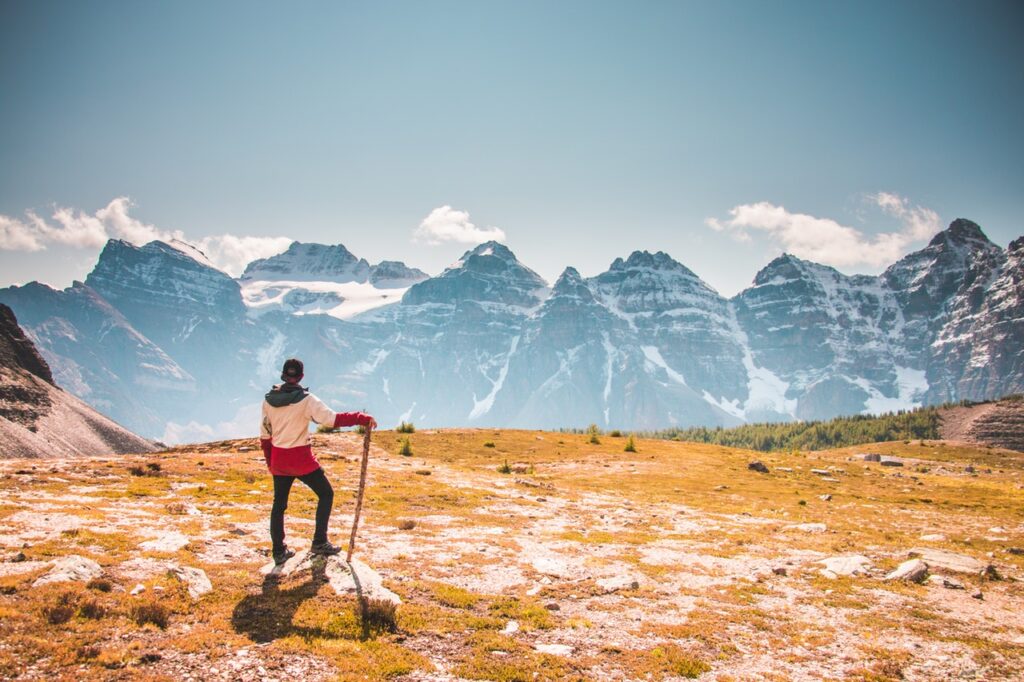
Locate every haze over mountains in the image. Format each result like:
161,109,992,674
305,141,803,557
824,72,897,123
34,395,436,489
0,219,1020,443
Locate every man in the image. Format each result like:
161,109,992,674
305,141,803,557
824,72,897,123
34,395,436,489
260,358,376,565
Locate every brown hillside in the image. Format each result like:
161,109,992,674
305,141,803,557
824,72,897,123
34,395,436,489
0,303,156,458
939,396,1024,452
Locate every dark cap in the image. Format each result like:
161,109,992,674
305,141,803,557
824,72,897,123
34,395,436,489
281,358,304,382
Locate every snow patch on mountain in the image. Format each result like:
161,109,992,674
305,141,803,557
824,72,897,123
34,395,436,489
641,346,688,386
469,335,520,420
241,280,410,319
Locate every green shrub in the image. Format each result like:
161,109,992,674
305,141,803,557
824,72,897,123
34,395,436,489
483,441,496,448
587,423,601,445
316,423,335,434
498,459,512,474
396,421,416,433
399,437,413,457
609,429,623,438
624,434,637,453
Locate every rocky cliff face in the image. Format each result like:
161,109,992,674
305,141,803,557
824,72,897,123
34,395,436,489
0,219,1020,440
0,303,155,457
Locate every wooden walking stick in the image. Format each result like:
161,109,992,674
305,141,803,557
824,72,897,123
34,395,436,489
346,425,373,563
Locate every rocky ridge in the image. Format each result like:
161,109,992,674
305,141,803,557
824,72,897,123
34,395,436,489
0,303,156,458
0,219,1021,440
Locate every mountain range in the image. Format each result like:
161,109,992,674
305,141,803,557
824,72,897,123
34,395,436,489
0,218,1020,442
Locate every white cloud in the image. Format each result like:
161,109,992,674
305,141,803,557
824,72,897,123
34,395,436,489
0,215,44,251
0,197,291,276
413,205,506,245
706,194,942,269
195,234,293,276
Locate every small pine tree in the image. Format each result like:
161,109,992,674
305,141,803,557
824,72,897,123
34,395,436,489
399,437,413,456
624,434,637,453
587,423,601,445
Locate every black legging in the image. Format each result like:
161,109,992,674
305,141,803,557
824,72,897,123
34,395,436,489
270,467,334,551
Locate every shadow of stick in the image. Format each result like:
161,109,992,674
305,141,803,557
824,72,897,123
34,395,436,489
346,559,371,640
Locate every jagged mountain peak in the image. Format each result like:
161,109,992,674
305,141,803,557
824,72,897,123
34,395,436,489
609,250,697,277
928,218,992,249
240,241,369,282
404,241,547,307
550,266,593,300
466,240,515,260
0,303,54,385
752,252,844,286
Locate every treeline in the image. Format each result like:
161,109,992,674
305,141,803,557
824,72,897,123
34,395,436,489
644,408,942,452
559,395,1021,452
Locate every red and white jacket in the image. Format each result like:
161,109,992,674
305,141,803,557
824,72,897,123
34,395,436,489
259,390,372,476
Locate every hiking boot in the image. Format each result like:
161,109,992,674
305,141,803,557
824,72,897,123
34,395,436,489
272,547,296,566
310,540,342,556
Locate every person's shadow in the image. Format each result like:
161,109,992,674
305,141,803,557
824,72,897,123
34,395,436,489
231,554,385,643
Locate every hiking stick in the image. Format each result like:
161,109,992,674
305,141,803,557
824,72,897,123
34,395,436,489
346,425,373,563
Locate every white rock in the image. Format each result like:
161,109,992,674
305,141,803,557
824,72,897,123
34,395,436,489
787,523,827,533
926,575,964,590
534,643,573,656
920,534,946,542
502,620,520,634
817,555,872,578
325,556,401,605
130,583,146,596
595,575,640,594
168,565,212,599
263,552,401,605
139,531,190,553
885,559,929,583
531,556,573,578
907,548,987,574
32,555,102,587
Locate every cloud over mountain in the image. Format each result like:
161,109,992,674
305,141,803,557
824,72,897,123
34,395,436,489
706,194,942,269
0,197,290,276
413,205,507,245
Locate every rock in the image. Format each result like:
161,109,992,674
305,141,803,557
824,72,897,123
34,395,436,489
819,494,832,502
926,575,964,590
786,522,827,533
811,469,830,476
262,552,400,605
544,602,560,611
907,548,987,575
7,552,26,563
130,583,146,595
880,459,904,467
817,555,872,578
920,534,946,542
1007,548,1024,556
502,620,519,634
324,556,401,605
965,465,975,474
596,575,639,593
138,532,190,553
775,467,793,472
885,559,929,583
772,567,788,576
981,565,1001,581
32,555,102,587
748,461,769,473
167,566,212,599
971,590,984,600
534,643,573,656
531,556,574,579
862,453,882,462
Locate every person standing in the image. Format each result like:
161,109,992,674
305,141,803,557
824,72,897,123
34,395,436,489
259,358,376,565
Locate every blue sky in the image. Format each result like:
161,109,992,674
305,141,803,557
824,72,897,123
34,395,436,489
1,0,1022,296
